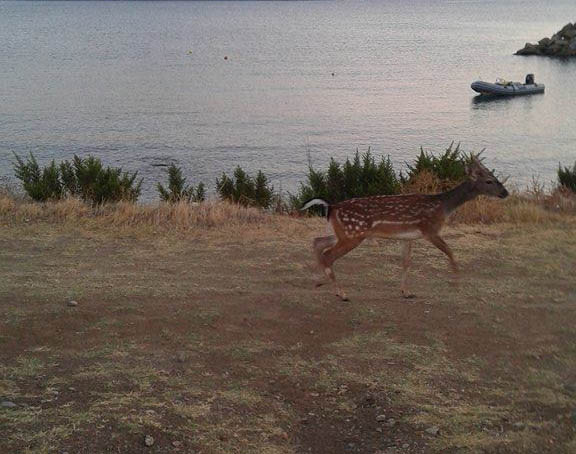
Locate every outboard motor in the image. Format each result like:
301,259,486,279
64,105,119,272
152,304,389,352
525,74,535,85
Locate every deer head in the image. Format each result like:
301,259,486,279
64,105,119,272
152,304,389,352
466,154,509,199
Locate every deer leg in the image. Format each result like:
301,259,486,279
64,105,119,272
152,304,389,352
312,235,337,286
319,238,363,301
401,241,416,299
425,234,460,281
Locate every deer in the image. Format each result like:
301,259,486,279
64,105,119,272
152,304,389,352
301,155,509,301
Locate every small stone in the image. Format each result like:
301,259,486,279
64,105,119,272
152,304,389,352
172,440,182,447
176,352,187,363
425,426,440,436
402,443,409,448
67,300,78,307
310,392,320,397
144,435,154,447
386,418,397,427
337,385,349,395
1,401,18,408
376,414,387,422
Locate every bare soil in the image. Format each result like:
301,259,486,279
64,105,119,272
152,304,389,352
1,220,576,454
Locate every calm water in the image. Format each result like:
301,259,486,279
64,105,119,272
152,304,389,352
1,0,575,199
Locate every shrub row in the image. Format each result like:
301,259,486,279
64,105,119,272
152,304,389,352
11,148,576,210
14,153,142,205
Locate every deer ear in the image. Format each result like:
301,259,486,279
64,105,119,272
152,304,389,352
466,156,482,180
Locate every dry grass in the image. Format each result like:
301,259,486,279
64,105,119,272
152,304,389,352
401,171,576,225
0,193,316,239
1,215,575,453
1,182,576,240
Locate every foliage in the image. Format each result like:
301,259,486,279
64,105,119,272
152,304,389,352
13,153,64,201
558,161,576,193
13,153,142,204
157,164,205,203
216,166,274,209
291,148,400,212
401,142,469,189
64,155,142,204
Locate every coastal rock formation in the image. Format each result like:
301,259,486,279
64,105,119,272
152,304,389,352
516,23,576,57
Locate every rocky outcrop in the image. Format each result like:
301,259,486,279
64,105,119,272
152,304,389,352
516,23,576,57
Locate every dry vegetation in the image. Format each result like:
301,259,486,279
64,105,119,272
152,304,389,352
1,181,576,234
1,189,576,454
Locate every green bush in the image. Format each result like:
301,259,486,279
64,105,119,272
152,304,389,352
13,153,64,201
216,166,274,209
401,142,468,186
157,164,205,203
558,161,576,193
65,155,142,204
291,148,400,211
13,153,142,204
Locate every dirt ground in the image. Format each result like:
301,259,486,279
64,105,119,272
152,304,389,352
1,219,576,454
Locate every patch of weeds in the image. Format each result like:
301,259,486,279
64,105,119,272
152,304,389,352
7,357,45,378
218,388,264,406
224,339,279,361
173,399,212,420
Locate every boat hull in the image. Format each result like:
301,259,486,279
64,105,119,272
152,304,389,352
471,81,545,96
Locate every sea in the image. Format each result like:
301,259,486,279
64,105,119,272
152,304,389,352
1,0,575,199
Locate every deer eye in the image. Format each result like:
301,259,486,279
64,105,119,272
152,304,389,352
486,180,493,184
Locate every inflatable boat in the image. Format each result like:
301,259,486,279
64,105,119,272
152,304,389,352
471,74,544,96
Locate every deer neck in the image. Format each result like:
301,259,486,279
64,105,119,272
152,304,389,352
438,180,479,214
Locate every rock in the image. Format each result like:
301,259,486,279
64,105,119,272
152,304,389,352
516,43,541,55
559,23,576,39
517,23,576,57
67,300,78,307
144,435,154,447
376,414,387,422
425,426,440,436
175,352,187,363
402,443,410,448
1,401,18,408
172,440,182,447
552,38,569,47
564,28,576,40
386,418,397,427
538,37,551,47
